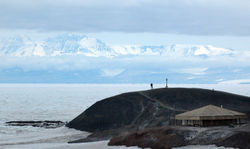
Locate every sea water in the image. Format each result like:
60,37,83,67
0,84,249,149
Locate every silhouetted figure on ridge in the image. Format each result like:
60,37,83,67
166,78,168,88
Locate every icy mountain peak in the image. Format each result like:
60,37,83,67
33,42,46,56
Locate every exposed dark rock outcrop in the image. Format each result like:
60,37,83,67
66,88,250,143
67,88,250,131
6,120,65,128
108,123,250,149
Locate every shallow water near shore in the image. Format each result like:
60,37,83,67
0,83,248,149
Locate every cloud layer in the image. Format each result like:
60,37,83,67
1,0,250,35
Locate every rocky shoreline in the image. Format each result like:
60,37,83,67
6,120,65,128
108,123,250,149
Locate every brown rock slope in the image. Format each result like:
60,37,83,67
109,124,250,149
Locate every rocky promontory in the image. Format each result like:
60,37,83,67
66,88,250,144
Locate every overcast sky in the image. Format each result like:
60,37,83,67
1,0,250,49
1,0,250,83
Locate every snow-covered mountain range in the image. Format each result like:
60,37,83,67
0,33,234,58
0,33,249,84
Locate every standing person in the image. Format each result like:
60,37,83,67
150,83,153,89
166,78,168,88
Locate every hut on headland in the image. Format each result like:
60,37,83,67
175,104,248,127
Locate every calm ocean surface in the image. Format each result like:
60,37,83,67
0,84,249,149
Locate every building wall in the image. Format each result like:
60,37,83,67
175,118,247,127
202,119,236,126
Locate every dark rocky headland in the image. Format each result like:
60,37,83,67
66,88,250,148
